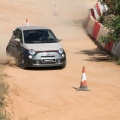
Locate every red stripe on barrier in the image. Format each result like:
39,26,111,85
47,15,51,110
105,42,113,52
96,3,101,16
90,8,96,20
92,21,100,40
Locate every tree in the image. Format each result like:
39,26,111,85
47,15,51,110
100,0,120,43
105,0,120,15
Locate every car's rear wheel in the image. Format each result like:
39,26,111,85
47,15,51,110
19,55,27,69
6,47,11,56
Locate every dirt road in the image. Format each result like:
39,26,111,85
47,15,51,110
0,0,120,119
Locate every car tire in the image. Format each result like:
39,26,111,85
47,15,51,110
60,61,66,69
6,47,10,55
19,55,27,69
61,64,66,69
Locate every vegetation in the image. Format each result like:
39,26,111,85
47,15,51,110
106,0,120,15
99,0,120,43
110,55,120,65
0,63,9,120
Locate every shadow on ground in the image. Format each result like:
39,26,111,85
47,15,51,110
79,28,113,62
62,19,85,28
75,48,112,62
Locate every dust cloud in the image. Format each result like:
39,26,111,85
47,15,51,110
0,56,17,67
0,0,96,68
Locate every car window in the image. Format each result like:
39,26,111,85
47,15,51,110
48,31,55,40
23,30,58,43
14,29,23,43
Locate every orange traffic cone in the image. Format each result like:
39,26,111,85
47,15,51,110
54,4,58,16
77,66,89,91
26,18,29,26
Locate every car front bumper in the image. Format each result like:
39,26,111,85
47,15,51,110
23,50,66,68
25,58,66,68
27,59,66,67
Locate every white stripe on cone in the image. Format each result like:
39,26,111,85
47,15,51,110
77,67,89,91
81,73,86,82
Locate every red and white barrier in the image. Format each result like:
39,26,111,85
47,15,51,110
105,41,113,52
92,20,100,40
111,42,120,56
84,11,91,28
90,6,100,20
85,1,120,58
102,3,109,13
86,16,95,36
85,2,120,57
116,44,120,58
97,24,109,48
95,2,108,16
95,2,102,16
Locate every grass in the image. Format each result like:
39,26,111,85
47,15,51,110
20,117,28,120
110,55,120,65
118,59,120,65
0,63,10,120
0,59,28,120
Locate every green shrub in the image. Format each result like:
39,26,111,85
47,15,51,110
100,15,120,43
0,64,9,120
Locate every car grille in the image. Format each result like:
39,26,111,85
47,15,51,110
31,52,63,65
41,56,55,57
32,59,58,65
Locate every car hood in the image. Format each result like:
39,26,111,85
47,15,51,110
22,43,62,51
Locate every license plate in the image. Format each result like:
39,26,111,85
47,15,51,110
42,59,56,63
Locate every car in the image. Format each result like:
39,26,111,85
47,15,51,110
6,26,66,69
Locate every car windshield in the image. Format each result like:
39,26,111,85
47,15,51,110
23,29,58,43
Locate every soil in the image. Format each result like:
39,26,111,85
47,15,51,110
0,0,120,119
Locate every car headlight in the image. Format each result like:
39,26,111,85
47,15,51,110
59,48,64,54
29,49,36,55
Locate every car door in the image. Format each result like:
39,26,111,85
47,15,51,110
14,29,23,58
10,29,23,58
6,33,16,56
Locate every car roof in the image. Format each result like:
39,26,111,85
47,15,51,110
17,26,50,31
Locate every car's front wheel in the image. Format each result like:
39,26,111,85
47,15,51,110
19,55,27,69
59,60,66,69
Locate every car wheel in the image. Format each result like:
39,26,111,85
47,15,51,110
19,55,27,69
60,61,66,69
61,64,66,69
6,47,10,55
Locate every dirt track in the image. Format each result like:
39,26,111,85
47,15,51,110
0,0,120,119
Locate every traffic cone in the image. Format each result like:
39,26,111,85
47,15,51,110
26,18,29,26
77,66,89,91
54,4,58,16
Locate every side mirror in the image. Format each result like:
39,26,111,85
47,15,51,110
13,31,16,35
15,38,20,42
57,38,62,42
